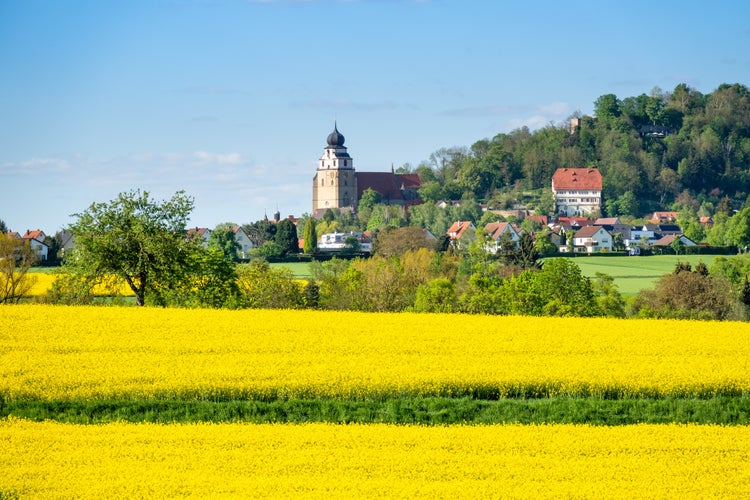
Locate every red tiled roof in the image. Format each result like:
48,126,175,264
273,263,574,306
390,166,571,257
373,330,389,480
525,215,548,225
552,168,602,190
484,222,516,240
650,211,679,223
557,216,590,227
22,229,45,241
356,172,403,201
446,221,474,240
187,227,210,236
396,173,422,190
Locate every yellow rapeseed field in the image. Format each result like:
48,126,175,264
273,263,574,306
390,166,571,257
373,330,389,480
2,304,750,400
1,418,749,499
25,273,134,296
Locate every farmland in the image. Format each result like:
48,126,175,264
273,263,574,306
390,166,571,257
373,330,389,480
3,419,749,499
566,254,723,295
2,304,749,497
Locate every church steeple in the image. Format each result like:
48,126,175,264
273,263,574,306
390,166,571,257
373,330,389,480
326,121,345,147
312,122,358,216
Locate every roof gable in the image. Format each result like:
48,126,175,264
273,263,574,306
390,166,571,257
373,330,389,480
574,225,609,238
446,221,475,239
552,168,602,191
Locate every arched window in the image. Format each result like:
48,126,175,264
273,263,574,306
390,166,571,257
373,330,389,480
321,179,324,186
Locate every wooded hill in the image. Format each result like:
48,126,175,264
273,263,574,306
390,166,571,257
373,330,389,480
408,83,750,219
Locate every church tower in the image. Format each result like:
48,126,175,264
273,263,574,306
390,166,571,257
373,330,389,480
312,122,358,217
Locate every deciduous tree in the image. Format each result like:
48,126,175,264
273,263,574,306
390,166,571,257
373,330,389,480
67,189,197,306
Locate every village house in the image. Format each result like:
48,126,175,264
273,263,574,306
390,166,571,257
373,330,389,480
446,221,476,251
187,227,212,247
317,231,372,253
232,226,254,260
652,234,697,249
551,168,602,217
572,225,613,253
484,221,520,253
21,229,49,261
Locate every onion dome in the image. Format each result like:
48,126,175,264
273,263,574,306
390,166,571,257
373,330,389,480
326,122,345,147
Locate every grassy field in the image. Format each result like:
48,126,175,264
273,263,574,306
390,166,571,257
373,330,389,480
566,254,722,296
269,261,313,278
268,254,725,296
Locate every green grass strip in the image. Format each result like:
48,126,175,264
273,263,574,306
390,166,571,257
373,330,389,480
3,397,749,426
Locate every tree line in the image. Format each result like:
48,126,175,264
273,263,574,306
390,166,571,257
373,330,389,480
4,190,748,322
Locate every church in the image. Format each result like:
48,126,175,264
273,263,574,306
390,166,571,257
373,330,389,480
312,123,422,217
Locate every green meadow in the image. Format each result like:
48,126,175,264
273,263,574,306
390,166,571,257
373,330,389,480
273,254,724,296
565,254,722,296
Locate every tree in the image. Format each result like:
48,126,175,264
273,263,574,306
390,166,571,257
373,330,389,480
208,223,241,262
0,234,38,303
275,219,299,257
244,218,277,247
236,260,302,309
374,226,436,258
633,264,734,320
413,278,457,313
302,217,318,255
592,272,626,318
67,189,197,306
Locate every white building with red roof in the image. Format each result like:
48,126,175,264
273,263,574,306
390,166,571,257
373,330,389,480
446,221,475,250
21,229,49,261
572,225,612,253
551,168,602,217
484,221,519,253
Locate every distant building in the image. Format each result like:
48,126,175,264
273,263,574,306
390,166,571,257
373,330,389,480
312,123,422,217
21,229,49,261
551,168,602,217
317,231,372,253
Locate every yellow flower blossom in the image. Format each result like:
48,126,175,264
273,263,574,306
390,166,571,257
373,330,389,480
1,419,749,499
2,304,750,401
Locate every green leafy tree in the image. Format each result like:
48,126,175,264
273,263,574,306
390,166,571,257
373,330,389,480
592,272,626,318
66,190,197,306
236,260,302,309
374,226,436,258
302,217,318,255
633,265,734,320
159,247,240,309
208,223,241,262
244,218,277,247
275,219,299,257
413,278,457,313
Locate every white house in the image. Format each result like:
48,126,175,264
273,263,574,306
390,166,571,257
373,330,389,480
446,221,476,251
187,227,212,247
21,229,49,261
318,231,372,253
233,226,254,259
572,225,613,253
551,168,603,217
652,234,697,248
484,221,520,253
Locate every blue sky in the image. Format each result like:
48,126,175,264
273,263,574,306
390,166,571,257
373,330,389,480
2,0,750,233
